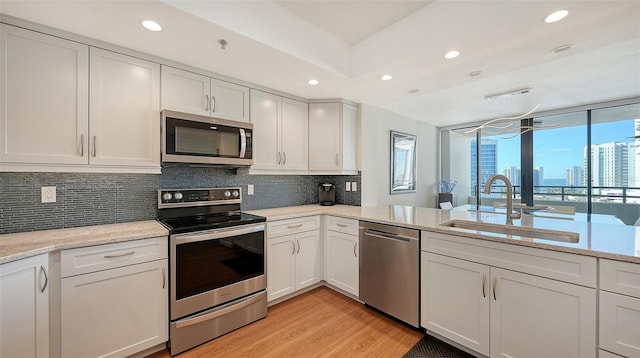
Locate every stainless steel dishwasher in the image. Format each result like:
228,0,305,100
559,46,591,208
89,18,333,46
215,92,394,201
359,221,419,327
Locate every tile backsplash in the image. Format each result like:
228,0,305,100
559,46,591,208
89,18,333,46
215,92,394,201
0,167,360,234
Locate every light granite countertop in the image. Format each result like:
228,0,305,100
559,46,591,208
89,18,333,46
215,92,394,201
0,221,168,264
247,204,640,264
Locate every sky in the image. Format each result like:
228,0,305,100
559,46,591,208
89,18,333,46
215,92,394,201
493,119,634,179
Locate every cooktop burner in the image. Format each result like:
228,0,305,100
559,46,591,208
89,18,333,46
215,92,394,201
157,187,265,234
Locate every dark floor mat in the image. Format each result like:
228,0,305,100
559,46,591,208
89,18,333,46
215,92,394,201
403,335,476,358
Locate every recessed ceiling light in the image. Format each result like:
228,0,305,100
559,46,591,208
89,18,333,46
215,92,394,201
468,71,482,77
307,79,319,85
409,89,420,94
142,20,162,32
444,50,460,59
544,10,569,23
552,44,574,54
381,74,393,81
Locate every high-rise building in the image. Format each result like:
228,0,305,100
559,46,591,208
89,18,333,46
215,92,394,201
583,142,635,187
470,139,497,194
566,166,583,187
503,166,521,186
534,167,544,186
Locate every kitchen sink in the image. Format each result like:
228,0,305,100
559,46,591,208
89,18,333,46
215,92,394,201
439,220,579,243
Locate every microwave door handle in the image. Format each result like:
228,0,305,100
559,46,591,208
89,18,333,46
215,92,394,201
239,128,247,158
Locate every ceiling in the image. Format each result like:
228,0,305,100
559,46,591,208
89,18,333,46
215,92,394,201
1,0,639,128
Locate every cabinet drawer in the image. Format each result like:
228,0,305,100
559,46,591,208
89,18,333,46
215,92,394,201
326,216,358,236
600,259,640,299
61,237,168,277
267,216,319,238
599,291,640,358
422,231,597,287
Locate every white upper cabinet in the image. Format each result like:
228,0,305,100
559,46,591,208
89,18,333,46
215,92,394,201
0,24,89,166
161,66,249,122
89,48,160,168
308,102,359,173
250,89,308,172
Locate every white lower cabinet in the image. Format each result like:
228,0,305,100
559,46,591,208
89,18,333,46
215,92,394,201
0,254,49,358
60,238,168,358
267,217,321,302
323,216,359,297
421,232,597,358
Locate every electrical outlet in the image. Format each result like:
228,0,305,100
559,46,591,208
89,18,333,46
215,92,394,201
247,184,254,195
41,186,56,203
345,182,351,191
351,182,357,191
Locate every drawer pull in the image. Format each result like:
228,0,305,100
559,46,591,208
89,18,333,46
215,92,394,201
162,267,166,289
39,266,48,293
493,277,497,300
482,274,486,298
291,241,295,255
104,251,135,259
353,242,357,258
337,223,348,228
287,224,303,229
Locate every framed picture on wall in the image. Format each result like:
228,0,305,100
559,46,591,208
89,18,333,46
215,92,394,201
390,130,417,194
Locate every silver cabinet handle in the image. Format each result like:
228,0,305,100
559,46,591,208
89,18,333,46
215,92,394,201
291,241,295,255
482,274,486,298
92,136,97,157
335,153,339,165
39,265,48,293
162,267,166,289
296,239,300,254
287,224,303,229
493,277,497,300
79,135,84,156
205,94,209,111
283,152,286,165
277,152,281,165
337,223,348,228
353,242,357,258
104,251,135,259
211,95,216,112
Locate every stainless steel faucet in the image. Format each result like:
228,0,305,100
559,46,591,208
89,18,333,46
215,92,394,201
484,174,521,225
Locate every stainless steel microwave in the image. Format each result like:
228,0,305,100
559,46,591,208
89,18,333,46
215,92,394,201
161,110,253,167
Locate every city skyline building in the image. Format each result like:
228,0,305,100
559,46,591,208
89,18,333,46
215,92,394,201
470,139,498,192
583,141,636,187
566,166,583,187
503,166,521,186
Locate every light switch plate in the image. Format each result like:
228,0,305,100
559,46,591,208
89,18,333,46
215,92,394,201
346,182,351,191
352,182,357,191
41,186,56,203
247,184,254,195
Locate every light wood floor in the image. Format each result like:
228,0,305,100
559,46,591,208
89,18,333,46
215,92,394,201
148,286,424,357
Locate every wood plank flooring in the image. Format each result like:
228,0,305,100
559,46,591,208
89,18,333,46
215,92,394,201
148,286,424,357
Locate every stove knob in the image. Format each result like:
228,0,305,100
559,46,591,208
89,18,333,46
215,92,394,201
232,190,239,197
174,192,183,200
162,193,172,201
224,191,231,198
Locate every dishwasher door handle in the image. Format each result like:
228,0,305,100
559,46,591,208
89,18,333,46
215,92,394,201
363,229,416,242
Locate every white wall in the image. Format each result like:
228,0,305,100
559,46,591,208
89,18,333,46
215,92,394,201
360,104,439,207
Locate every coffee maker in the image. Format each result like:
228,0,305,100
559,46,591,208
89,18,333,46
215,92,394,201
318,183,336,206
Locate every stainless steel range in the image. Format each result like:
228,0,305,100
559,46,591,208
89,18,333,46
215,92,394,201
157,187,267,356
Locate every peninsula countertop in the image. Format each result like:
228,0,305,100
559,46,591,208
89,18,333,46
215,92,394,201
247,204,640,264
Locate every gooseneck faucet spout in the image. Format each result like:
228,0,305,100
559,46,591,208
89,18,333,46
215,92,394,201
484,174,521,225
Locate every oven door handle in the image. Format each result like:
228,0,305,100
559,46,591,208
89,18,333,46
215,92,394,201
173,224,265,245
174,291,264,329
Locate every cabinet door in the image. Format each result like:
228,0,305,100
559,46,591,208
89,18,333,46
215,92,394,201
250,90,281,170
0,24,89,165
421,252,490,356
61,259,168,358
210,78,250,122
280,98,308,171
0,254,49,358
309,103,341,171
267,235,295,302
160,66,210,116
325,230,358,296
89,48,160,168
600,291,640,358
295,231,321,289
490,267,596,358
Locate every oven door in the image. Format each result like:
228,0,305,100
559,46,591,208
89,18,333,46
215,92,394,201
170,223,266,320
